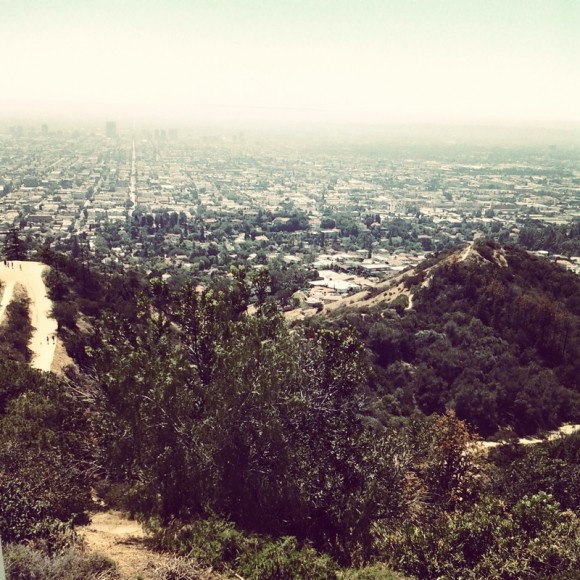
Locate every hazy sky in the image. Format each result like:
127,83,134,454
1,0,579,125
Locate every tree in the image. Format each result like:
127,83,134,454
3,227,27,260
0,297,33,363
87,282,414,563
0,361,93,549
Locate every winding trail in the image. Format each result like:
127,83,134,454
0,260,58,371
81,511,219,579
457,241,474,263
481,424,580,450
82,512,163,579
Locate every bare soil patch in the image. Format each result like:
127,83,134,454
81,511,166,579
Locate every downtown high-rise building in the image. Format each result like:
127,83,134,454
106,121,117,137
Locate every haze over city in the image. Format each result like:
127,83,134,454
1,0,579,128
3,1,580,578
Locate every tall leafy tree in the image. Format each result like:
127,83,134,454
88,279,414,562
3,226,27,260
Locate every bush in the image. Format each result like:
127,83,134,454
150,556,216,580
43,268,74,301
154,518,339,579
154,518,247,570
390,294,409,314
238,536,338,580
51,301,78,329
4,543,119,580
0,296,33,362
0,365,93,550
0,446,90,551
339,563,404,579
77,298,101,317
380,493,580,579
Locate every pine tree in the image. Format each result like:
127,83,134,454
3,227,27,260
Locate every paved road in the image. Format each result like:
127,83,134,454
128,140,137,216
0,260,58,371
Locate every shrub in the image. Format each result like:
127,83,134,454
154,518,247,570
4,543,119,580
0,367,93,551
51,301,79,329
390,294,409,314
43,268,74,301
238,536,338,580
0,447,90,551
0,296,33,362
77,298,101,317
339,563,404,579
150,556,216,580
379,493,580,579
154,519,339,579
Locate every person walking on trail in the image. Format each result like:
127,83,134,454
47,336,49,344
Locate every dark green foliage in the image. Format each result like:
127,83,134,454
11,241,577,577
244,537,338,580
489,432,580,512
268,263,318,308
41,248,144,320
0,445,84,548
41,250,146,362
0,296,33,362
390,294,409,314
3,226,27,260
324,242,580,436
88,280,413,563
0,361,93,550
51,301,79,329
382,493,580,579
155,518,338,579
43,268,74,301
518,219,580,257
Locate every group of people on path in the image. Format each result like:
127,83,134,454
2,260,21,270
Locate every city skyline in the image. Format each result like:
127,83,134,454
1,0,579,127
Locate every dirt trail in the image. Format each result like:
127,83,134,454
81,511,168,579
457,241,474,263
287,242,479,321
0,280,15,321
0,260,58,371
481,424,580,450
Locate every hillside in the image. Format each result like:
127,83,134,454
1,242,580,578
306,240,580,437
0,260,59,371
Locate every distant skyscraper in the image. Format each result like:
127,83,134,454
106,121,117,137
41,124,48,135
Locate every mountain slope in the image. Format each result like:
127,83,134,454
317,241,580,436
